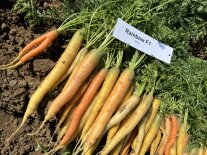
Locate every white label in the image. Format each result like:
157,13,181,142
112,18,173,64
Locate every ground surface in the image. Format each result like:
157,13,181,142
0,1,68,155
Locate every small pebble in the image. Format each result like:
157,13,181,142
9,80,17,87
1,23,7,30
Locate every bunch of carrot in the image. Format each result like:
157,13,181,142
2,0,206,154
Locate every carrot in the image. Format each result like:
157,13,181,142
121,128,137,155
105,83,134,145
170,142,176,155
78,92,100,133
106,124,120,145
31,48,102,136
131,112,149,155
165,115,178,155
6,29,84,141
100,89,154,155
109,138,126,155
177,111,189,155
139,114,163,155
157,116,172,155
105,83,145,131
145,98,161,133
50,78,91,142
54,67,108,148
84,53,145,154
80,51,123,139
0,29,59,69
55,104,77,147
150,129,162,155
52,47,89,91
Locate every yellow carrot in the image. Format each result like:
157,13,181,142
145,98,161,134
150,129,162,155
139,114,163,155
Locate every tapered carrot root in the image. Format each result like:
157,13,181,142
0,29,59,69
6,29,83,141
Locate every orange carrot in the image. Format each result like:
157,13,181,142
164,115,178,155
50,78,91,141
0,29,59,69
58,68,108,147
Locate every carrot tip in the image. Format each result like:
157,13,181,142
6,120,26,142
0,55,21,68
0,61,22,70
27,119,46,136
47,145,64,155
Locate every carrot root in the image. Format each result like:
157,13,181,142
27,119,47,136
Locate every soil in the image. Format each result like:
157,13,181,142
0,1,68,155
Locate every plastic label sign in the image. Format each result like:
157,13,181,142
112,18,173,64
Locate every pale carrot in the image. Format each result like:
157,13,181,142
50,78,91,141
145,98,161,134
177,111,189,155
100,89,154,155
139,114,163,155
165,115,178,155
105,83,134,145
105,84,144,131
204,147,207,155
58,78,91,128
131,112,149,155
6,29,84,141
157,116,171,155
150,129,162,155
84,53,145,154
111,139,126,155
